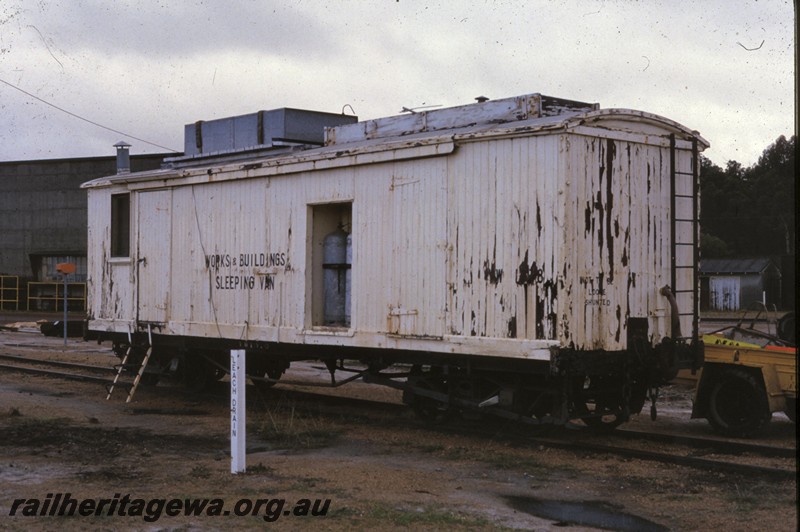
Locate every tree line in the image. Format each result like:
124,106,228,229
700,135,796,258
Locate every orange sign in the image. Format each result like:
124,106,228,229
56,263,77,274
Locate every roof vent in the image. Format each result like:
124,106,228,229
181,109,358,157
114,141,131,174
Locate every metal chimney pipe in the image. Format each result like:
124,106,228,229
114,141,131,174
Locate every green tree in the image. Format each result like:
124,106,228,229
700,232,731,258
747,135,795,255
700,135,796,258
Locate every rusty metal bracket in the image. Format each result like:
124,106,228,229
660,285,682,339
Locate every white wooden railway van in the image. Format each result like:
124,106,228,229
84,93,709,427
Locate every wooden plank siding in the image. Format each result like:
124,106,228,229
85,103,706,360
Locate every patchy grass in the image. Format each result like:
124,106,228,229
416,443,446,453
3,406,22,418
252,402,341,450
245,462,274,475
727,482,788,513
404,438,578,477
0,416,74,445
5,415,69,427
189,464,212,479
664,493,694,503
365,501,493,528
480,451,537,469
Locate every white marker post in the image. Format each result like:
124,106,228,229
231,349,246,474
55,263,76,346
62,273,68,346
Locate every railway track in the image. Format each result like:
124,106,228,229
612,427,796,459
0,352,117,386
259,381,798,481
247,378,796,481
1,351,795,482
528,432,795,482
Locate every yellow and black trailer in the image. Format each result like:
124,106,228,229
692,334,796,437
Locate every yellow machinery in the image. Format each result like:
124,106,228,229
692,323,796,437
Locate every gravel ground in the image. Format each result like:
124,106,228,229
0,329,796,531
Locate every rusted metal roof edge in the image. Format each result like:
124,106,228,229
134,139,456,191
452,108,709,150
566,108,710,148
81,107,707,190
80,167,177,189
81,137,457,189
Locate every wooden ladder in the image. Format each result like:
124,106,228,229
106,325,153,403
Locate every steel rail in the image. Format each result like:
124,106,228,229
526,436,796,481
0,352,116,373
613,428,795,459
0,362,115,385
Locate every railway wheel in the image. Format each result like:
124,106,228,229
574,375,629,432
580,400,625,432
251,367,284,394
250,360,289,396
410,376,452,425
707,368,771,437
523,393,559,435
785,398,796,423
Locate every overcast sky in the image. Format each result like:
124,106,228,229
0,0,795,167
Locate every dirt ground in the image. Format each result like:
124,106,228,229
0,329,796,531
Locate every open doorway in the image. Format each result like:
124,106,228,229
308,202,352,328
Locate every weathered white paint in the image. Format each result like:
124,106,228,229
327,93,597,145
84,94,707,360
86,185,135,328
137,190,172,323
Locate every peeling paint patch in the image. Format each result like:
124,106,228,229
483,259,504,285
594,191,604,249
584,202,592,235
516,251,543,286
535,293,545,339
540,279,556,302
536,201,542,237
606,138,615,283
507,316,517,338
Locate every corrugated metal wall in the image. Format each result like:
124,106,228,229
709,276,740,311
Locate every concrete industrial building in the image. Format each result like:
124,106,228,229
0,150,171,311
